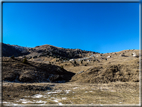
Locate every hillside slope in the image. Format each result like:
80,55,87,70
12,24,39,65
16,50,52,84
2,57,75,83
1,43,98,59
70,50,140,83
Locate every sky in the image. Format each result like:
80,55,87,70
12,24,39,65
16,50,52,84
3,2,139,53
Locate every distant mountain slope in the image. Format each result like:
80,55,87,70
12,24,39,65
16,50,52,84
29,44,98,59
1,43,99,59
1,43,29,57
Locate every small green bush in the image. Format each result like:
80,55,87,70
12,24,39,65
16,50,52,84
23,57,28,64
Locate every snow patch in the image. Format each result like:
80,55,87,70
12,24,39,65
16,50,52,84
18,99,34,103
58,102,63,105
47,90,62,94
32,94,43,98
53,99,58,102
62,97,67,100
36,100,47,104
3,101,9,104
22,101,27,104
65,90,71,94
73,87,78,89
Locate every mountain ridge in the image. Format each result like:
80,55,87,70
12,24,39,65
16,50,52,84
1,43,99,59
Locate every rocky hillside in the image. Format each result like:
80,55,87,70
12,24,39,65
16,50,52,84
2,57,75,83
1,43,29,57
70,50,140,83
1,43,98,59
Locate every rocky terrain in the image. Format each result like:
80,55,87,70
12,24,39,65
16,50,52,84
1,43,140,106
1,43,30,57
2,57,75,83
1,43,98,59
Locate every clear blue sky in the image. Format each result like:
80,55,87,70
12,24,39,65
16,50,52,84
3,3,139,53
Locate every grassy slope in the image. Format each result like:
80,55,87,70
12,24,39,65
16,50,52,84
2,49,140,105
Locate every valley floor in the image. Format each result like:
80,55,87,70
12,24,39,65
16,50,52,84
2,81,140,106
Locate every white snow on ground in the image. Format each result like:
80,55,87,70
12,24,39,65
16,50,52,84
18,99,34,103
53,99,59,102
13,104,18,106
55,90,62,93
47,90,62,94
62,97,67,100
65,90,71,94
3,101,9,104
36,100,47,104
50,97,55,99
22,101,27,104
73,87,78,89
89,91,93,92
58,102,63,105
16,98,47,104
19,99,27,102
32,94,43,98
47,92,58,94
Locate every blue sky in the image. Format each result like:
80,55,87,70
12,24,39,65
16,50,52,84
3,3,139,53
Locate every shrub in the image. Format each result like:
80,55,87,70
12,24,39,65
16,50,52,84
81,60,83,64
11,55,15,59
61,65,64,69
74,60,77,65
23,57,28,64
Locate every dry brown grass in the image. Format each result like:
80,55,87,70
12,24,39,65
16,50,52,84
3,82,139,105
2,50,140,105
